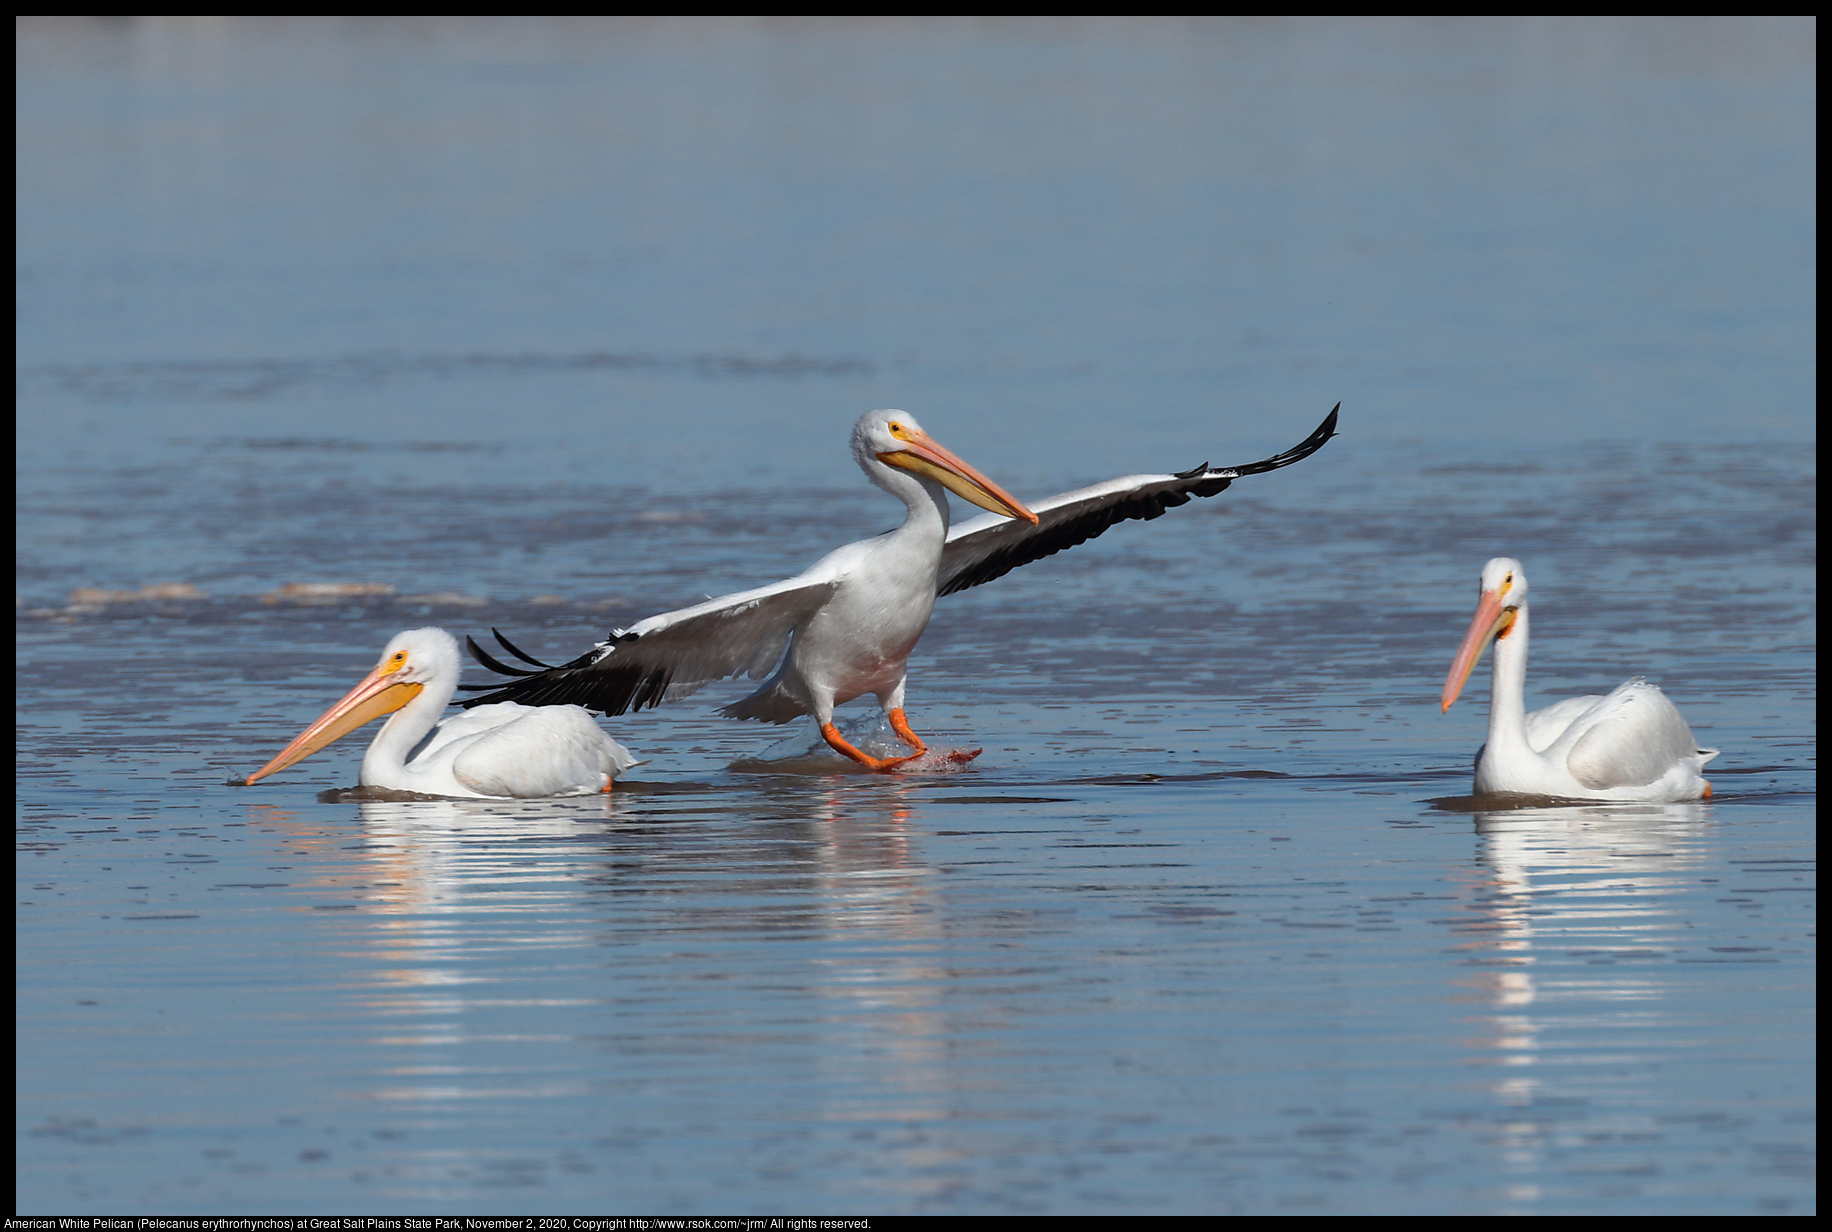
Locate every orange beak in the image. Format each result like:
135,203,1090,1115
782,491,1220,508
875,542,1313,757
1441,589,1517,713
238,664,424,785
878,428,1038,524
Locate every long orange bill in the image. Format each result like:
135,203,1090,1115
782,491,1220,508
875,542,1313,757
878,429,1038,524
1441,590,1516,713
238,667,424,785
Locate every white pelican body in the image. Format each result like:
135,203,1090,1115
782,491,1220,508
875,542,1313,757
239,628,636,798
1442,558,1717,803
467,406,1338,771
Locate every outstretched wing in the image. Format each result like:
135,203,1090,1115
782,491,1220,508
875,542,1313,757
937,404,1338,596
460,571,842,715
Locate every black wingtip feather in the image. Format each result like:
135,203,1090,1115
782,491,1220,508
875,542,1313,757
466,635,543,678
1219,403,1338,477
938,403,1339,597
458,641,677,717
491,627,555,668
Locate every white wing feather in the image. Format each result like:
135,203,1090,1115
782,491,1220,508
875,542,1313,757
1522,695,1607,753
469,571,845,715
450,706,636,797
1564,679,1713,790
607,570,843,685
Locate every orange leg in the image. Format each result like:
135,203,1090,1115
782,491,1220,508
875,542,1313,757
601,777,615,793
821,722,925,772
887,708,928,754
889,708,982,766
1702,781,1711,799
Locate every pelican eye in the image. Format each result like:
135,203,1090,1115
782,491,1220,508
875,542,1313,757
888,421,908,438
386,652,408,670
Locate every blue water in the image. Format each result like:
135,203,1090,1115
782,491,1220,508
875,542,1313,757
16,17,1814,1215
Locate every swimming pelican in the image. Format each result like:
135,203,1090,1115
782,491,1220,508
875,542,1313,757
464,405,1339,771
236,627,636,797
1441,557,1718,802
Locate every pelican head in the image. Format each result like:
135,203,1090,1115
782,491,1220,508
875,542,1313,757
1442,557,1529,712
240,628,460,785
852,410,1038,524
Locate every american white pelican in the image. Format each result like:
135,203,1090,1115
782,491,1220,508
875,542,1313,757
236,628,636,797
464,405,1338,771
1441,557,1718,802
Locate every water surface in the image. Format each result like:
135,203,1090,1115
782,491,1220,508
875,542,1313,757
16,16,1815,1216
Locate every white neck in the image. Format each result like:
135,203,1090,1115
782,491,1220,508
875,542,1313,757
870,461,952,546
360,667,458,781
1485,601,1536,761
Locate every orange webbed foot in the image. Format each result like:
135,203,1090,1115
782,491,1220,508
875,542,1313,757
889,710,980,767
821,722,924,773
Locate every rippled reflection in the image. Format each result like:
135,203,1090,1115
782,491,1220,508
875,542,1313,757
323,785,956,1130
1451,802,1713,1206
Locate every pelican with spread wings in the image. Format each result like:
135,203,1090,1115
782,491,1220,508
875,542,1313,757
465,405,1338,770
